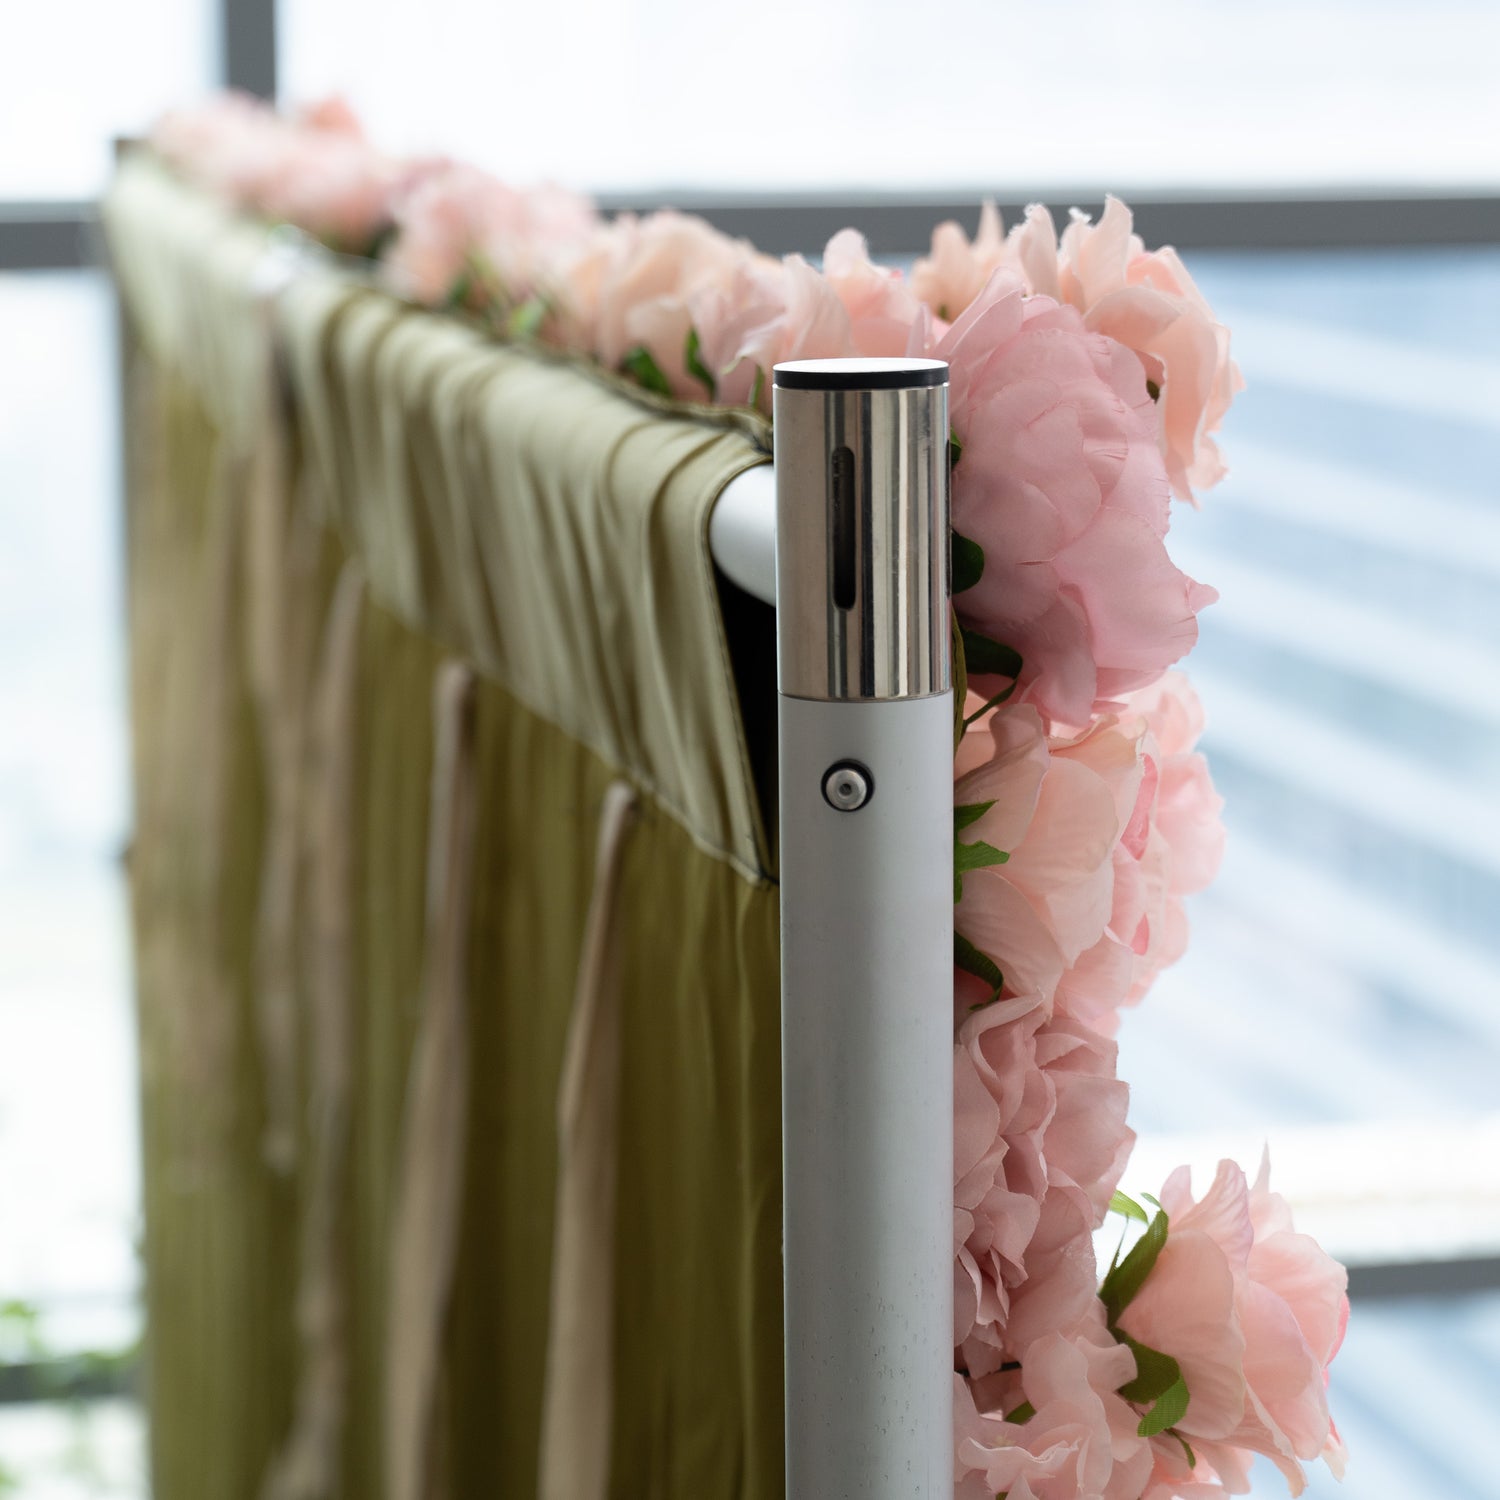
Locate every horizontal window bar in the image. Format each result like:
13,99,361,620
595,191,1500,257
0,203,99,271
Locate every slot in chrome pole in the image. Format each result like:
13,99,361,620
775,357,953,1499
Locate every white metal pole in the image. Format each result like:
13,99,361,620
774,358,953,1499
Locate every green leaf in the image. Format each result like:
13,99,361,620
507,295,548,339
1109,1190,1149,1224
1142,1193,1162,1209
1146,378,1162,401
1113,1330,1192,1438
684,327,717,399
1173,1432,1197,1469
621,346,672,396
952,531,985,595
1138,1374,1190,1437
952,612,968,749
954,799,996,834
954,838,1009,901
1115,1333,1182,1404
955,840,1009,876
955,931,1003,1003
749,365,766,411
949,427,963,468
960,628,1022,680
1004,1400,1035,1425
1099,1206,1169,1326
444,270,473,311
962,679,1018,729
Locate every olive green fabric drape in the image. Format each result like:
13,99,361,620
107,155,784,1500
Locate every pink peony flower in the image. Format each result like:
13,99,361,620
294,94,366,139
954,677,1222,1036
1115,1157,1349,1496
383,161,596,310
255,129,399,251
953,1000,1132,1378
1014,198,1243,502
937,270,1215,726
687,252,793,407
581,210,758,400
1057,673,1225,1033
820,229,922,356
955,1307,1153,1500
911,198,1007,322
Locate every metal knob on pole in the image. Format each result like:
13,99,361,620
774,357,953,1499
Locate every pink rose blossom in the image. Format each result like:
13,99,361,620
955,1307,1152,1500
687,252,792,407
1116,1157,1349,1496
1058,673,1226,1032
582,210,758,400
383,162,596,310
938,271,1215,725
911,198,1007,321
953,1002,1131,1377
1020,198,1243,502
820,229,922,356
955,703,1134,1015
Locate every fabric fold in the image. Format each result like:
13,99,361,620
384,662,481,1500
537,780,640,1500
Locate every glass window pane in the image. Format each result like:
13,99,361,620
279,0,1500,193
0,2,213,198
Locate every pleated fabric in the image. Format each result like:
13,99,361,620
106,153,785,1500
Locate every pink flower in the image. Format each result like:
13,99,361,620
941,271,1215,725
955,1307,1152,1500
1116,1157,1349,1496
1023,198,1242,502
383,161,596,310
582,210,756,400
1058,673,1225,1032
955,703,1133,1014
294,94,366,139
686,252,788,407
954,677,1222,1036
820,229,922,356
911,198,1007,321
953,1002,1131,1377
256,129,399,251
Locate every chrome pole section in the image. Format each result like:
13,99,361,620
774,358,953,1500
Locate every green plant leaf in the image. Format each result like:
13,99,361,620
1115,1333,1182,1404
949,427,963,468
684,327,717,399
962,679,1019,729
1004,1400,1035,1424
749,365,766,410
960,628,1023,680
1138,1374,1189,1437
444,270,473,311
1172,1432,1197,1469
507,295,548,339
621,346,672,396
952,531,985,595
955,931,1003,1004
1109,1190,1149,1224
1099,1206,1169,1326
954,838,1009,901
954,799,996,834
1113,1330,1191,1437
952,612,968,749
1146,378,1162,401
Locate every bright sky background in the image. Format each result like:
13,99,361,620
2,0,1499,198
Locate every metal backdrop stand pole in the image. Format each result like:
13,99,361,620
774,357,954,1499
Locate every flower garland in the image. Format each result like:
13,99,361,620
150,94,1350,1500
